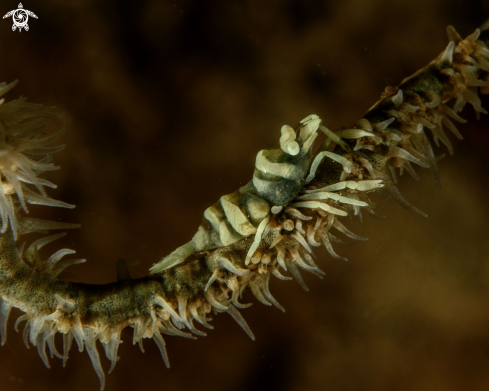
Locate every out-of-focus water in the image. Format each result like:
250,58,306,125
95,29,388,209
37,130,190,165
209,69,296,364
1,1,489,390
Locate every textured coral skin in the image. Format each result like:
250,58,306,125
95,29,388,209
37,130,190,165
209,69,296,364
2,3,489,391
0,20,489,391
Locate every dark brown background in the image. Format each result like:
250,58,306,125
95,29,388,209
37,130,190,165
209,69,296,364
1,0,489,390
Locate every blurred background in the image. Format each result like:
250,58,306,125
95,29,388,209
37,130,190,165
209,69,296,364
1,0,489,390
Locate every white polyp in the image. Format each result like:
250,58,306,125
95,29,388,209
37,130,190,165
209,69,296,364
314,217,323,231
392,89,403,106
276,246,287,270
269,233,283,249
162,318,191,338
404,161,420,181
204,291,228,311
356,158,374,177
467,28,480,42
85,335,105,391
47,249,76,265
291,231,312,253
54,294,75,313
178,297,200,335
305,151,354,183
103,336,122,374
0,299,11,346
459,65,479,78
467,78,489,87
24,233,66,260
453,92,466,113
387,109,399,118
463,88,488,114
433,125,454,155
353,204,360,217
384,133,402,144
442,117,463,139
284,259,309,291
355,118,373,132
154,297,182,323
302,252,320,268
189,304,214,329
295,220,305,235
63,332,73,367
440,41,455,64
29,318,45,346
355,144,376,152
261,274,285,312
245,216,270,265
261,253,271,264
250,250,262,264
417,117,436,129
389,147,429,168
218,257,248,276
0,79,17,98
0,187,17,235
271,266,292,281
474,47,489,72
374,117,395,130
335,129,375,139
425,95,441,108
250,279,269,304
406,123,423,134
204,270,219,292
24,187,75,210
447,25,462,42
464,55,478,65
261,222,272,242
36,325,51,368
332,219,368,241
306,225,321,247
319,232,348,262
46,327,63,361
385,184,428,218
72,320,86,352
226,304,255,341
388,165,398,184
292,253,324,276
